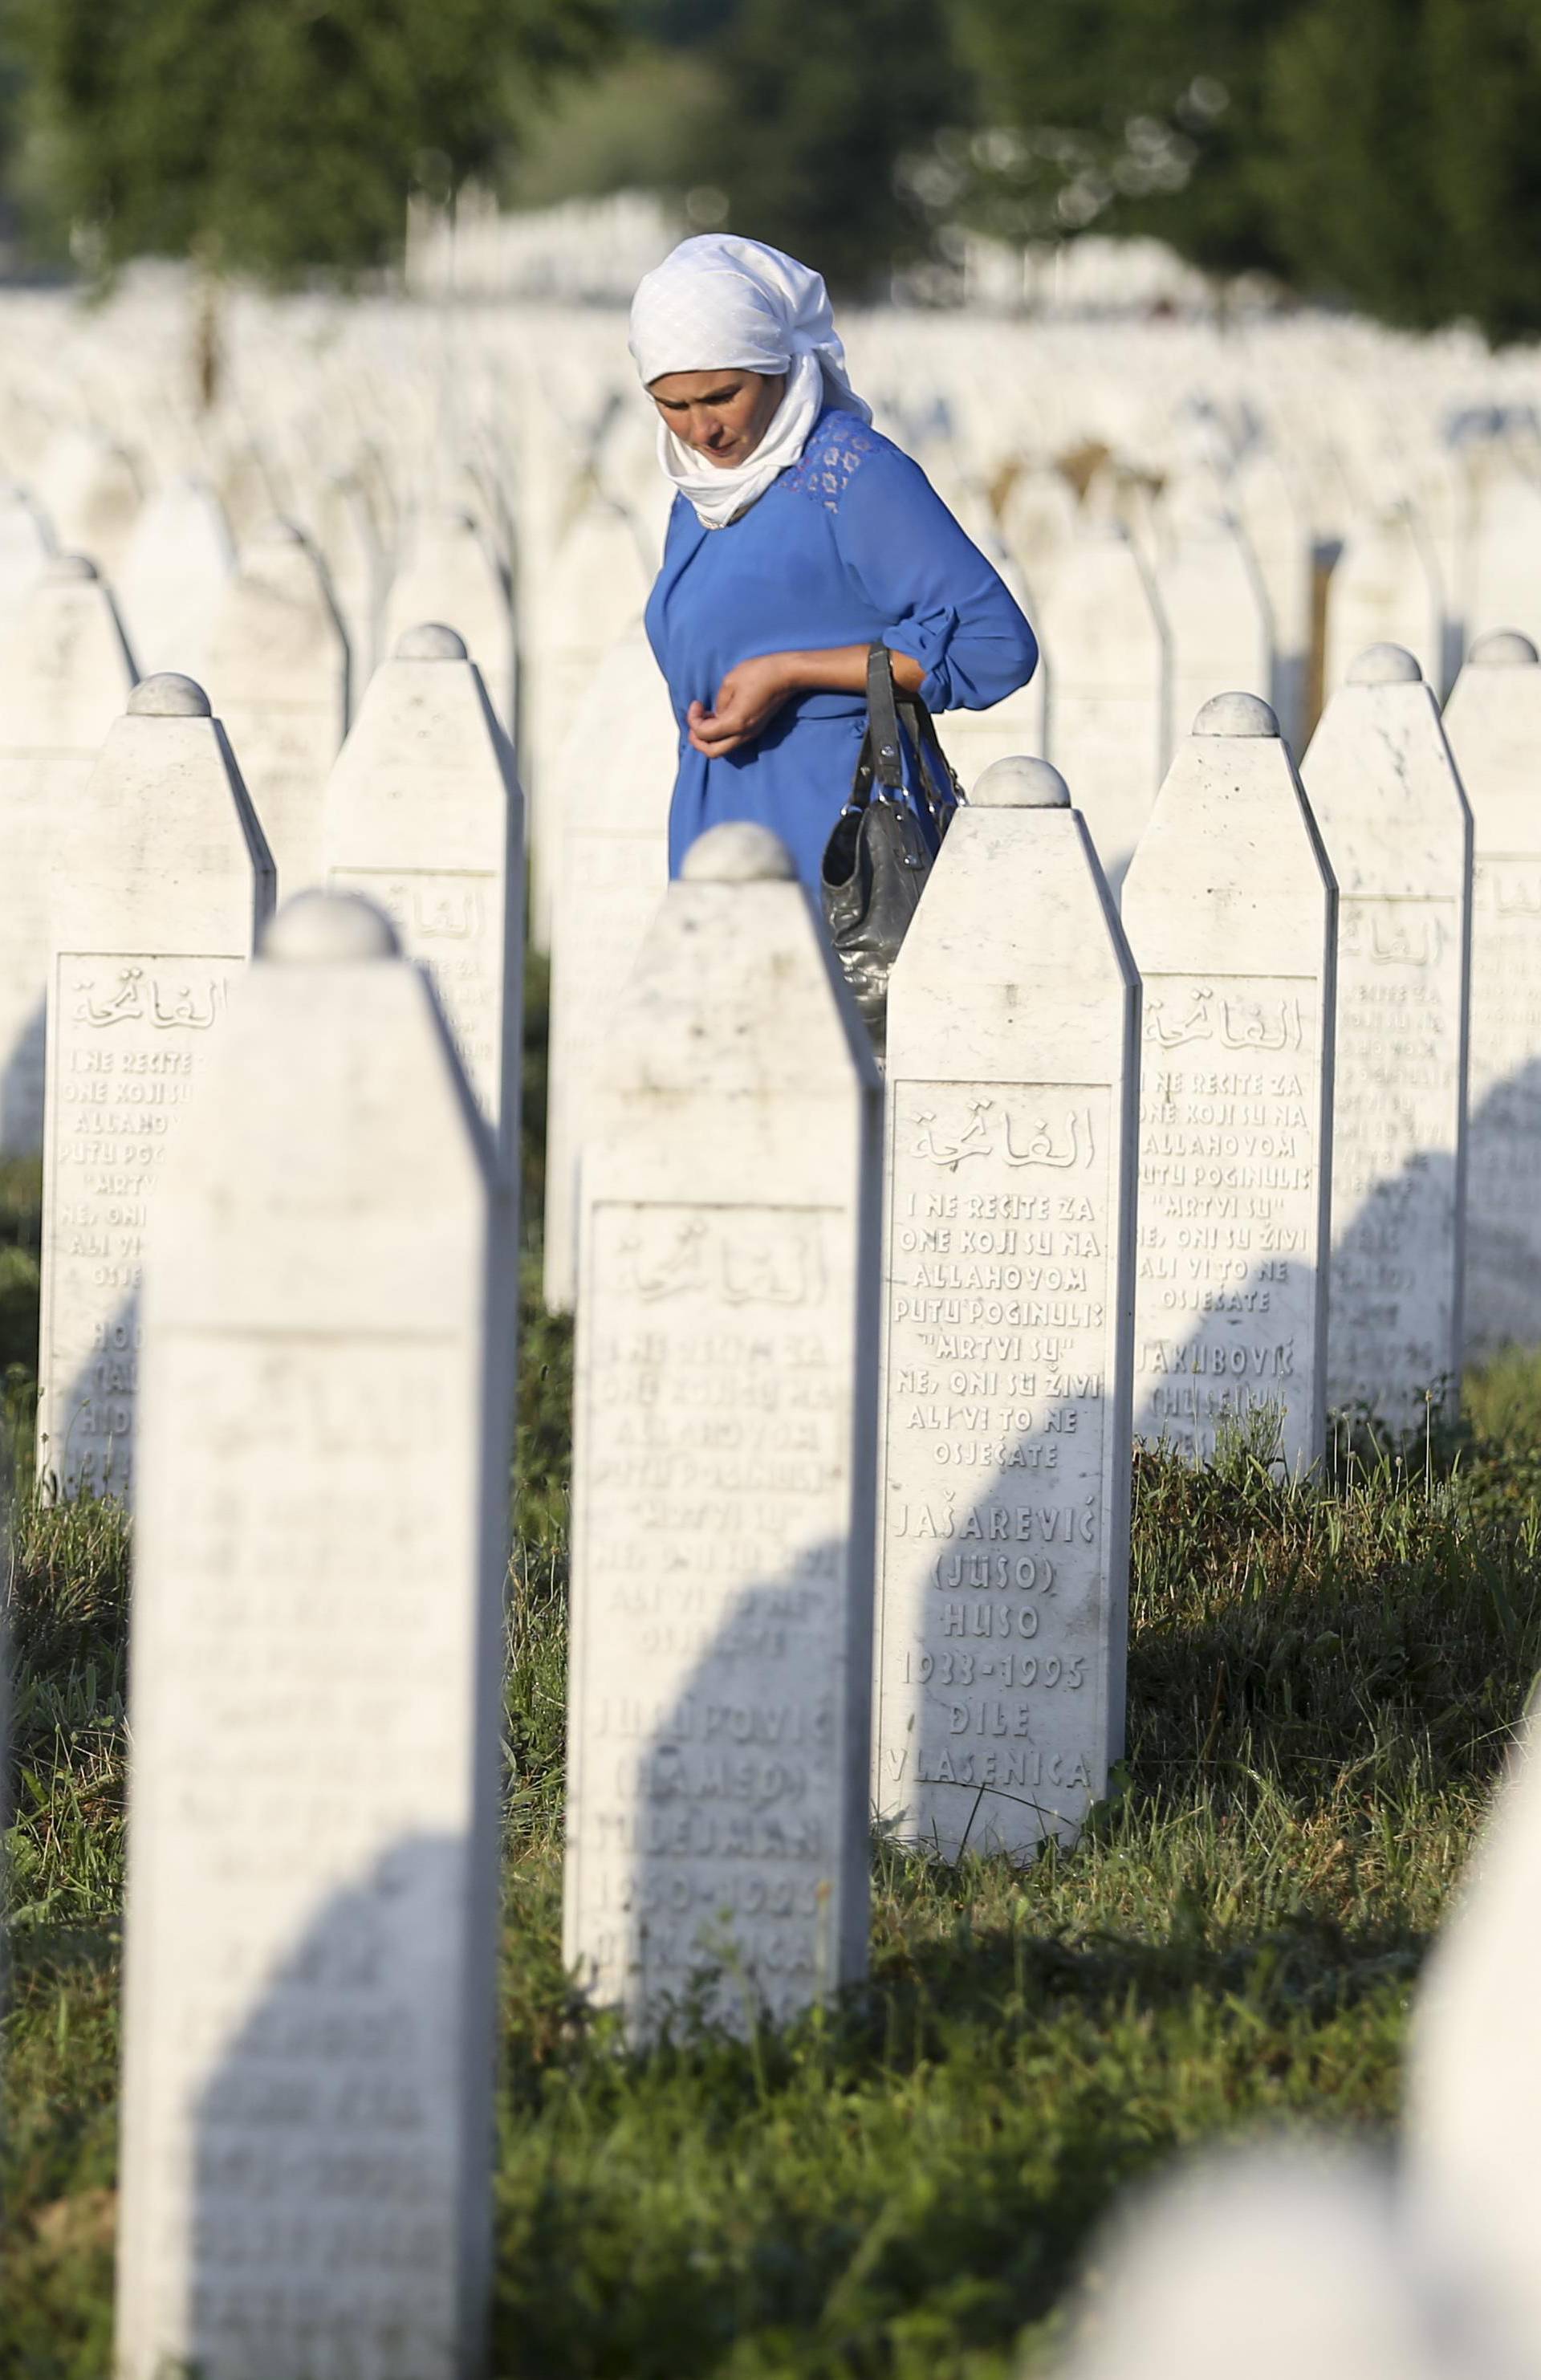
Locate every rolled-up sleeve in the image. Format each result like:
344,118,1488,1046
833,447,1039,714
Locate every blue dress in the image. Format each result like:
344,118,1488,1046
644,408,1039,889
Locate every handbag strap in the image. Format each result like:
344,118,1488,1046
865,641,906,800
843,641,967,824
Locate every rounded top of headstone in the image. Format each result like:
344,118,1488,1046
1193,691,1279,738
970,755,1071,809
395,622,468,661
1470,629,1539,668
681,822,796,883
1348,642,1422,686
128,673,211,718
263,889,400,964
45,553,98,583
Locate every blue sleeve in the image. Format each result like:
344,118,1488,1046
833,446,1039,714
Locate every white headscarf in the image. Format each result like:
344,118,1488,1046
628,234,872,530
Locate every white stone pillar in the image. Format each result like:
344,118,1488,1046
36,674,274,1500
115,889,514,2380
0,555,136,1151
1123,694,1337,1472
201,519,351,898
874,756,1139,1861
563,822,880,2038
323,624,522,1167
1441,631,1541,1355
1302,645,1472,1428
1038,527,1170,892
542,627,677,1313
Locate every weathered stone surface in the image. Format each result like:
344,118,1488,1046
874,755,1138,1860
1441,632,1541,1355
542,628,677,1312
36,675,274,1499
323,626,522,1161
0,557,137,1151
563,822,880,2036
1301,645,1472,1426
1123,692,1337,1471
201,520,351,897
116,889,514,2380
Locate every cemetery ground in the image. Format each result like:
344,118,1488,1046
9,978,1541,2377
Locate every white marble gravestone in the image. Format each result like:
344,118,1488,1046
1038,527,1169,890
1409,1722,1541,2374
1154,514,1275,759
116,475,236,681
35,429,142,576
563,821,880,2037
1326,507,1445,698
874,757,1138,1861
36,674,273,1500
201,520,350,897
1441,632,1541,1354
1053,2151,1445,2380
1122,694,1337,1472
116,889,514,2380
382,510,514,734
0,480,53,631
543,627,678,1312
0,556,137,1151
525,499,653,949
1301,645,1472,1426
323,625,522,1161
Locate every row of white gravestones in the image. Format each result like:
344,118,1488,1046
35,629,522,1499
0,555,136,1154
1051,1716,1541,2380
116,889,515,2380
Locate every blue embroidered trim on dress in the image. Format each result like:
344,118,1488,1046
785,417,881,512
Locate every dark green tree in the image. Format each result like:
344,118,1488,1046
5,0,614,279
689,0,966,296
946,0,1297,278
1262,0,1541,343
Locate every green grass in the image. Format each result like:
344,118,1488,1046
8,1311,1541,2376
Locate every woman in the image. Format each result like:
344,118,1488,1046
631,234,1039,889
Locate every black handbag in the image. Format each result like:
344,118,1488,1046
820,642,963,1060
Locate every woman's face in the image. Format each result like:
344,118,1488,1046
649,368,786,468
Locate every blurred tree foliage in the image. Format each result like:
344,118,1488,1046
1261,0,1541,344
688,0,966,296
3,0,615,279
943,0,1291,276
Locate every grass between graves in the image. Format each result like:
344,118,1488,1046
8,1005,1541,2373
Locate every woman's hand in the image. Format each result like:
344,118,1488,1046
687,653,796,757
685,645,925,759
